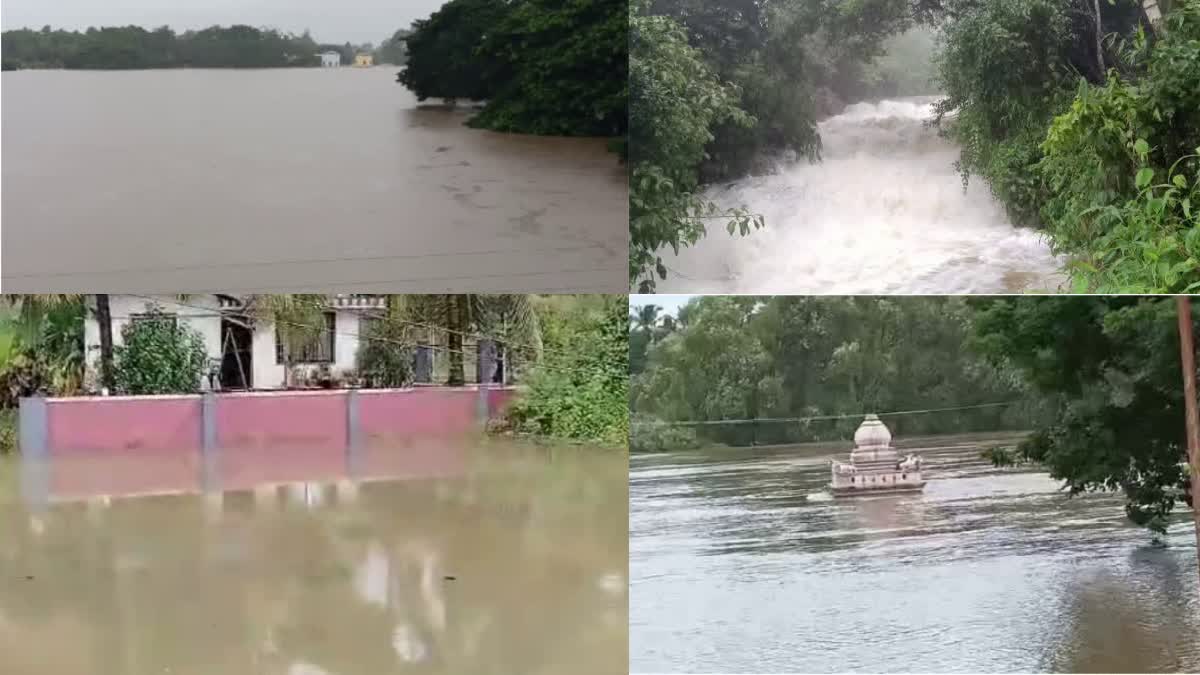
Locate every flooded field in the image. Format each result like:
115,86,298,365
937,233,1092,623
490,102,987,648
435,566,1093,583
0,441,628,675
1,68,627,292
630,433,1200,673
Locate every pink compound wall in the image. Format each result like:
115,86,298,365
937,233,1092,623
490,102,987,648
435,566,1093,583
33,387,517,500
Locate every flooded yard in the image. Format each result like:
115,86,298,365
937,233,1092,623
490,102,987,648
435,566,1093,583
0,441,628,675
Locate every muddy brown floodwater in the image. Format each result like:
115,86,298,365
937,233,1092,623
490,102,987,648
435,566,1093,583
0,441,628,675
630,433,1200,673
1,68,627,292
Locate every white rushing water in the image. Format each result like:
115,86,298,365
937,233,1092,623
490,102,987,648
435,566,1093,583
657,97,1065,294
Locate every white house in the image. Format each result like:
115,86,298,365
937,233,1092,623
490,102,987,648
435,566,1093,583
319,51,341,67
84,295,389,391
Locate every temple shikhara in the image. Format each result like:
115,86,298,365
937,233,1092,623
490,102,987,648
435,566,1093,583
830,415,925,496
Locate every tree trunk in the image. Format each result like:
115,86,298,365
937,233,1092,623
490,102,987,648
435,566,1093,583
1092,0,1106,80
1174,295,1200,592
447,296,465,386
95,294,115,393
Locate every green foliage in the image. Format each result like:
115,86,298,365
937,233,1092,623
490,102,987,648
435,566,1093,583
398,0,508,102
1037,3,1200,292
506,295,629,446
933,0,1200,290
629,413,700,452
112,309,208,395
0,296,86,405
970,296,1191,533
468,0,627,136
374,29,411,65
631,296,1039,449
1,24,325,69
399,0,626,138
628,9,760,290
0,409,14,454
355,319,413,388
632,0,919,287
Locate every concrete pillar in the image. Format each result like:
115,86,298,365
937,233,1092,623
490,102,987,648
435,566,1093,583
18,396,49,512
346,389,362,479
203,492,224,522
200,392,220,493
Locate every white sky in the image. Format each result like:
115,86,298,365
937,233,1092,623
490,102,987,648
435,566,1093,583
630,295,696,318
1,0,446,44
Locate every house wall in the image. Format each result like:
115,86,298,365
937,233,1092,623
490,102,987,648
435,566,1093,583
250,308,364,389
85,295,223,389
86,296,369,391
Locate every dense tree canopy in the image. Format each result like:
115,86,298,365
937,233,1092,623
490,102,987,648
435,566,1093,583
1,25,333,69
398,0,627,138
970,296,1192,533
932,0,1200,292
631,296,1042,448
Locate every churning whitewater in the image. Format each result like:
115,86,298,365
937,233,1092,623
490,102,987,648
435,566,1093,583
657,97,1065,294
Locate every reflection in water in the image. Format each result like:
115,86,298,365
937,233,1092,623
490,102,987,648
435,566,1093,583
0,442,627,674
630,434,1200,673
1,69,626,291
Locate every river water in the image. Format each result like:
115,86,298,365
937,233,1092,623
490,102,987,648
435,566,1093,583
655,98,1065,294
0,68,627,292
630,433,1200,673
0,442,628,675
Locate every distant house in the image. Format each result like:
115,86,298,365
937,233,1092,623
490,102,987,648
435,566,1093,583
84,295,391,391
354,53,373,67
319,51,341,67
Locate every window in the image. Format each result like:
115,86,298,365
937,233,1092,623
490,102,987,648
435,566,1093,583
276,312,335,364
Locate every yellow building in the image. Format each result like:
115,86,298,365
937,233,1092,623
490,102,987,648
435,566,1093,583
354,53,373,67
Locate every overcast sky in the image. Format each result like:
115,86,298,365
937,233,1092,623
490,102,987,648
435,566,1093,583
1,0,446,44
631,295,696,318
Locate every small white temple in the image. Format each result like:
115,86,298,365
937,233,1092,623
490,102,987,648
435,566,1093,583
830,414,925,496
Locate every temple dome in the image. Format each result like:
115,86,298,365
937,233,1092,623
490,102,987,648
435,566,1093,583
853,414,892,449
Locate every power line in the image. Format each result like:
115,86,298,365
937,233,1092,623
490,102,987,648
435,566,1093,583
631,401,1025,427
0,244,610,280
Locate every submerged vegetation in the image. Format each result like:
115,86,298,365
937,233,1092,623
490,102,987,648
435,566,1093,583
398,0,627,140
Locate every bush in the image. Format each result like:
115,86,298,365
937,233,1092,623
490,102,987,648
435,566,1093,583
506,295,628,446
355,319,413,388
629,413,700,452
112,309,209,395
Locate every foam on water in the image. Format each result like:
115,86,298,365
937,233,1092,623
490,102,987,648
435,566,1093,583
657,97,1065,293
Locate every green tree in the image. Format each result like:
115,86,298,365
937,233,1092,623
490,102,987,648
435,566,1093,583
399,295,540,386
468,0,628,137
397,0,509,102
970,296,1192,533
112,308,208,395
507,295,629,445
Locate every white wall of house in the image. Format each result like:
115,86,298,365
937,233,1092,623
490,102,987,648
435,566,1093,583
85,295,223,390
85,295,371,391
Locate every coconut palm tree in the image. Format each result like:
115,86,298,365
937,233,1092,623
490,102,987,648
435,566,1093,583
240,294,329,388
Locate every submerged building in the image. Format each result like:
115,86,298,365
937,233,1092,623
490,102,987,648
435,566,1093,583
830,415,925,496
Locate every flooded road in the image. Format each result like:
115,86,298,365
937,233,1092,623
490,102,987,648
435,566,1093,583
655,98,1064,294
630,433,1200,673
1,69,627,292
0,442,628,675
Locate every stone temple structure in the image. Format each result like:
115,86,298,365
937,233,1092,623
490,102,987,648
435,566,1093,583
830,414,925,496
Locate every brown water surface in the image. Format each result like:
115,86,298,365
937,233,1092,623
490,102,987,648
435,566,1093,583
0,441,628,674
1,69,627,292
630,433,1200,673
